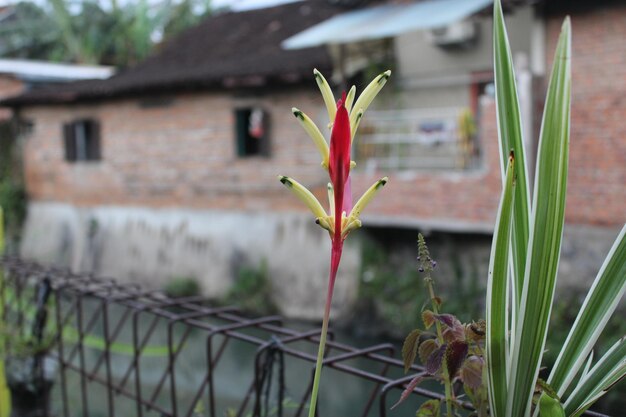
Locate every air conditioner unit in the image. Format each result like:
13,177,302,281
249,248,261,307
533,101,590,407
428,21,477,47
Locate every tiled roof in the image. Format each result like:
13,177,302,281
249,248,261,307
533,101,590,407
2,0,343,106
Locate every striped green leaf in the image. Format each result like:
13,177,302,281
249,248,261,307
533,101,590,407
507,17,572,417
564,337,626,417
486,153,516,417
493,0,531,314
548,225,626,396
539,393,565,417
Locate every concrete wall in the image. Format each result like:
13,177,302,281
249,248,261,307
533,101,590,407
392,5,538,109
21,202,361,320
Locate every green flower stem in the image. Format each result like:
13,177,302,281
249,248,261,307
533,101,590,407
308,271,335,417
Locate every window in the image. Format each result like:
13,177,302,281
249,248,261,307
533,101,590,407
63,119,101,162
234,108,270,157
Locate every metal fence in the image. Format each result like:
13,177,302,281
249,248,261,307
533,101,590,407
0,257,609,417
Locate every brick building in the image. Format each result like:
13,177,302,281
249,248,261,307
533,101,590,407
1,0,624,319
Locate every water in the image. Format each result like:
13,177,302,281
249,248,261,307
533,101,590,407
46,301,434,417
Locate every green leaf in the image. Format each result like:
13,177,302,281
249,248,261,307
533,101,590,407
564,337,626,416
539,393,565,417
419,339,439,367
493,0,531,314
507,16,572,417
422,310,435,329
548,225,626,396
403,329,422,372
486,152,516,417
416,399,441,417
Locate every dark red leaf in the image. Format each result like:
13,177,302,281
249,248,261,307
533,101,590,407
426,343,447,375
390,374,426,410
445,340,469,378
461,355,483,390
434,313,456,328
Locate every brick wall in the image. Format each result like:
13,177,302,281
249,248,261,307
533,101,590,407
21,87,503,231
22,89,327,210
546,5,626,226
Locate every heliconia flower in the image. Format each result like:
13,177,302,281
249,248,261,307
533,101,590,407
278,69,391,417
282,69,391,241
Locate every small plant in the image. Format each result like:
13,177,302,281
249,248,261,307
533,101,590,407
164,276,202,298
0,276,56,417
397,234,487,416
225,260,278,315
395,3,625,416
485,2,626,417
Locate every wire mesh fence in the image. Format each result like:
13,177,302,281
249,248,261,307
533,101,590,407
0,257,609,417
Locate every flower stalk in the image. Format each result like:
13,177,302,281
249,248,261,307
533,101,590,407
279,69,390,417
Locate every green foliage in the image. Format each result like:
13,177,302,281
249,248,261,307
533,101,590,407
486,152,515,417
539,393,566,417
416,399,441,417
487,2,625,416
0,0,212,67
225,261,277,316
163,276,201,298
0,282,56,361
396,235,488,416
357,238,423,335
0,125,26,252
357,233,484,337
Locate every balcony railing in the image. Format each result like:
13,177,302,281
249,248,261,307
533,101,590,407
354,108,479,172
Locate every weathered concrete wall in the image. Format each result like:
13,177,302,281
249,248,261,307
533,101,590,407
20,202,361,320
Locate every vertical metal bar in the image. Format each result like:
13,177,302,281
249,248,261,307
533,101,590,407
54,288,70,417
101,299,115,417
76,295,90,417
167,319,179,417
132,308,145,417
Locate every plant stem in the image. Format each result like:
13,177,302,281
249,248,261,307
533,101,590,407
426,276,454,417
308,243,341,417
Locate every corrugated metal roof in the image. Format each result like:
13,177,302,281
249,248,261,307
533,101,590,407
282,0,493,49
0,59,114,82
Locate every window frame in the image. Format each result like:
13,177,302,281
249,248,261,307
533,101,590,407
233,107,270,158
63,119,101,163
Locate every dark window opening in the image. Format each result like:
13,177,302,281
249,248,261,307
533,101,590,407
235,108,270,158
63,119,101,162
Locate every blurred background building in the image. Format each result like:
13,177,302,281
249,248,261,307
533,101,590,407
0,0,624,321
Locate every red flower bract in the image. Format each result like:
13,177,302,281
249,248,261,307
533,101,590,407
328,92,352,243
